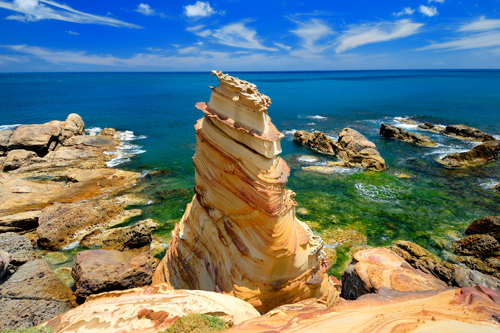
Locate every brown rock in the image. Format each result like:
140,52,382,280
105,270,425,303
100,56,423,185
453,234,500,258
228,287,500,333
8,121,61,154
395,118,417,125
0,130,14,155
293,130,340,155
455,255,499,278
494,183,499,192
37,200,140,250
437,140,499,169
337,128,386,171
44,284,260,333
0,259,76,331
443,124,496,142
1,149,37,171
417,122,445,133
0,210,40,233
72,250,159,299
466,216,500,242
341,247,448,300
97,127,116,138
0,232,35,267
0,249,9,279
380,123,438,147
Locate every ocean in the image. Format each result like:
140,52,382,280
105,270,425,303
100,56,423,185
1,70,500,276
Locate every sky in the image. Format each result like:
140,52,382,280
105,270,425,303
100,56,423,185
1,0,500,71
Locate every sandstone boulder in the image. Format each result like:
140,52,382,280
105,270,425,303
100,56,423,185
443,124,496,142
293,130,339,155
341,247,448,300
466,216,500,242
453,234,500,258
437,140,499,169
380,123,438,147
417,122,445,133
37,200,140,250
0,259,76,331
8,121,61,154
44,284,260,333
72,250,159,299
1,149,37,171
337,128,386,171
0,210,40,233
0,130,14,155
97,127,116,138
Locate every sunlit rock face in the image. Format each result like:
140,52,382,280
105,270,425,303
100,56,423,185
153,71,338,313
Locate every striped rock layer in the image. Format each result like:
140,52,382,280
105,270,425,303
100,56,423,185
153,71,338,313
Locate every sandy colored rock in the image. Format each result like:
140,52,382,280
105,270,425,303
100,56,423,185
380,123,438,147
37,200,141,250
0,210,40,233
7,121,61,154
453,234,500,258
1,149,37,171
437,140,499,169
43,284,260,333
153,71,338,313
43,252,68,265
0,130,14,154
466,216,500,242
293,131,339,155
0,249,9,279
229,286,500,333
54,267,75,290
337,128,386,171
395,118,417,125
0,232,35,267
97,127,116,138
72,250,159,299
341,247,448,300
443,124,496,142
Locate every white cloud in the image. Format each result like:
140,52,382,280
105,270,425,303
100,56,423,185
428,0,444,3
274,42,291,51
393,7,415,17
0,54,24,65
184,1,222,18
419,5,438,17
335,19,423,54
0,0,140,28
457,16,500,32
289,19,335,53
65,30,78,35
135,4,154,16
419,17,500,51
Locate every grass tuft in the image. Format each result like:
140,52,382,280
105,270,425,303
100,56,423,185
163,313,226,333
1,327,52,333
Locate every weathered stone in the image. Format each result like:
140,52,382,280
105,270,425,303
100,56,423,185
0,249,9,279
80,219,158,251
337,128,386,171
443,124,496,142
0,259,76,331
454,255,499,278
417,122,445,133
0,232,35,266
453,234,500,258
37,200,140,250
43,252,68,265
466,216,500,242
97,127,116,138
62,135,118,148
54,267,75,290
437,140,499,169
293,130,339,155
380,123,437,147
228,287,500,333
0,210,40,233
44,284,260,333
8,121,61,154
341,247,447,300
72,250,159,299
0,130,14,154
1,149,37,171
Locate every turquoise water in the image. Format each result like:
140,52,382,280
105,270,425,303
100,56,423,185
1,71,500,276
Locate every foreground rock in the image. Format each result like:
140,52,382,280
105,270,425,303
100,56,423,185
37,200,141,250
43,284,260,333
229,287,500,333
72,250,158,300
443,124,496,142
0,210,40,233
437,140,499,169
0,259,76,331
294,129,385,171
153,71,339,313
380,123,438,147
466,216,500,241
0,232,35,268
341,247,447,300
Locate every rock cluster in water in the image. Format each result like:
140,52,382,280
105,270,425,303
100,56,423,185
380,123,438,147
437,140,499,169
153,71,339,313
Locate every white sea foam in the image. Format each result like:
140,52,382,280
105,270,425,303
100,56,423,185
283,129,297,136
355,183,404,203
120,130,147,141
298,115,327,120
297,156,319,163
106,131,146,167
0,124,22,131
479,179,498,191
62,241,80,251
85,127,102,135
392,117,418,130
494,135,500,140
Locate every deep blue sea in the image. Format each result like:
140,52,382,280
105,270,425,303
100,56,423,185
1,70,500,275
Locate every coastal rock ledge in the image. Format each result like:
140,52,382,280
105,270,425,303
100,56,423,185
153,71,339,313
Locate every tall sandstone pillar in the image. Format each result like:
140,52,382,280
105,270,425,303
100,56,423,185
153,71,338,313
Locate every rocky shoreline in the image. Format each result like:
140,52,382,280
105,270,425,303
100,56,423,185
1,73,499,332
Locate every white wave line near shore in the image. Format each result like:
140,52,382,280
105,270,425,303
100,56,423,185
0,124,22,131
106,130,146,168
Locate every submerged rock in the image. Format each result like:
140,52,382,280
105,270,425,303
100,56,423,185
43,284,260,333
380,123,438,147
395,118,417,125
153,71,339,313
443,124,496,142
341,247,447,300
72,249,159,300
437,140,499,169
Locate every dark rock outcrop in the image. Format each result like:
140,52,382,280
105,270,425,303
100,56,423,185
417,122,445,133
443,124,496,142
293,131,339,155
437,140,499,169
465,216,500,242
72,250,158,300
453,234,500,258
380,123,437,147
0,232,35,268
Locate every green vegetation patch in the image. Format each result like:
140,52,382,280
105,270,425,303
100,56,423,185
1,327,52,333
162,313,226,333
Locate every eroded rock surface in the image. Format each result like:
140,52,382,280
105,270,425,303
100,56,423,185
0,232,35,267
466,216,500,242
380,123,438,147
437,140,499,169
229,286,500,333
44,284,260,333
293,131,339,155
72,250,159,299
153,71,339,313
443,124,496,142
418,122,445,133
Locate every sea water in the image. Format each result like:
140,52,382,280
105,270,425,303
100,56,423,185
1,70,499,276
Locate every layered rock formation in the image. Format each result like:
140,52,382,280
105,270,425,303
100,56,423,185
380,123,438,147
293,129,385,171
437,140,499,169
43,284,260,333
153,71,338,313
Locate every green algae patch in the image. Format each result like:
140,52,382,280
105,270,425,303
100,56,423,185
162,313,226,333
1,328,52,333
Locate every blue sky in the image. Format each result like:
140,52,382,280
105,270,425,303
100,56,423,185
0,0,499,71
